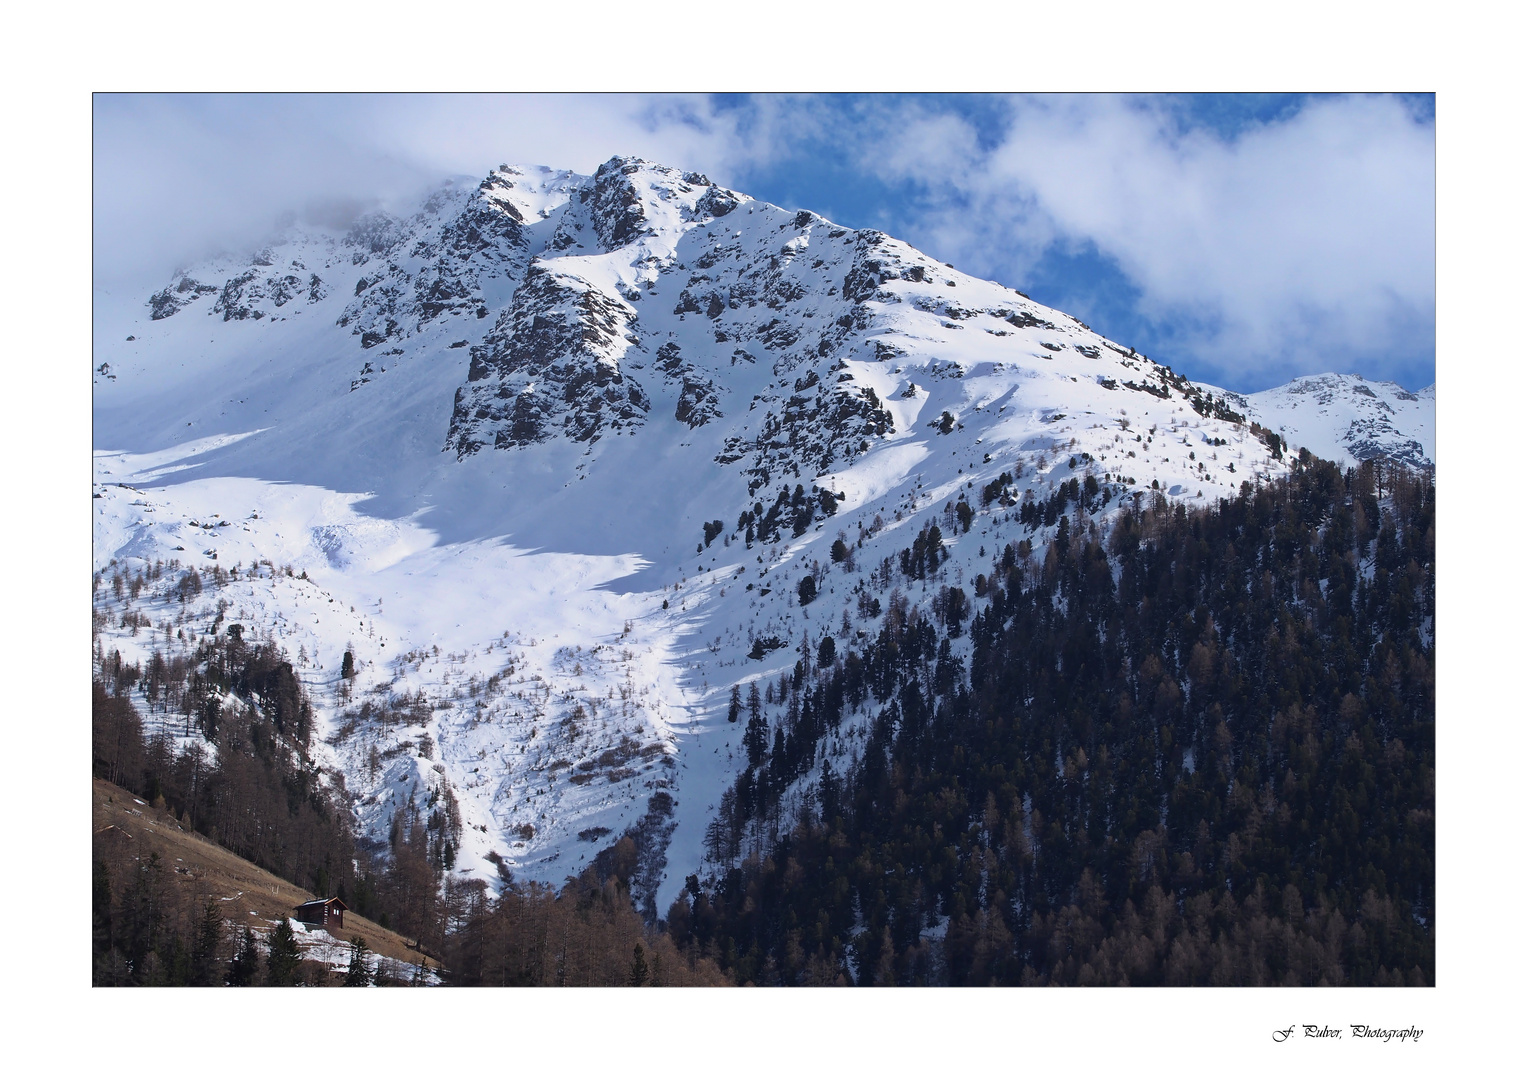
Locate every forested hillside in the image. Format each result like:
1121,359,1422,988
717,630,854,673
91,776,438,986
91,596,728,986
667,455,1434,985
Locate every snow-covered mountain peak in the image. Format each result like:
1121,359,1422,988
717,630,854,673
476,163,583,221
1202,372,1434,470
556,156,740,253
94,153,1434,912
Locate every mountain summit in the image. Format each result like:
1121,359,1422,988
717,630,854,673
93,156,1433,913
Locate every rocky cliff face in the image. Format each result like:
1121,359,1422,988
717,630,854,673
450,264,648,452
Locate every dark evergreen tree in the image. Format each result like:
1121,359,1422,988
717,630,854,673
744,706,769,770
629,942,651,986
265,919,302,986
118,852,167,978
343,936,373,986
189,900,225,986
228,926,260,986
92,858,113,967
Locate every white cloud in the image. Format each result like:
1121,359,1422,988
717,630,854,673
857,94,1435,386
92,94,757,285
94,93,1434,388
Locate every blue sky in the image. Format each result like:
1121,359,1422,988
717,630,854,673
95,93,1435,393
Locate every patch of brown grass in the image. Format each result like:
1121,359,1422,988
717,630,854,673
93,777,432,972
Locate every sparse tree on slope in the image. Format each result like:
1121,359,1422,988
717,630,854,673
266,919,302,986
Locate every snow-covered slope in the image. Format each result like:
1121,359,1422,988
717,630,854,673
93,155,1434,914
1199,374,1434,470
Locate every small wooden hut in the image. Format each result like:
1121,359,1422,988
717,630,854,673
294,896,348,931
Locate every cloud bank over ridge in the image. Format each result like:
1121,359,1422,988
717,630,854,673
94,93,1433,392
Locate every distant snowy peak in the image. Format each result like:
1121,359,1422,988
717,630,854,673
1205,373,1434,470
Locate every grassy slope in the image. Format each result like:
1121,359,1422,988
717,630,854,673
92,776,434,973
